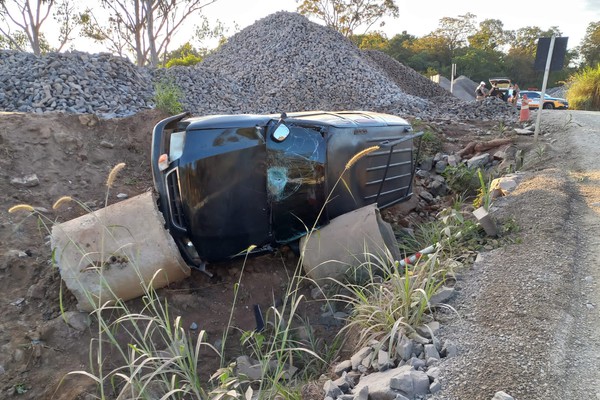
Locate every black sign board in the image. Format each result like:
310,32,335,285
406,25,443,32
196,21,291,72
534,37,569,71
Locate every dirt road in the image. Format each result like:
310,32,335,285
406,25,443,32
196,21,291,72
431,110,600,399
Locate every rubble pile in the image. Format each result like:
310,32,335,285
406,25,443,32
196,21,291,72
0,11,518,122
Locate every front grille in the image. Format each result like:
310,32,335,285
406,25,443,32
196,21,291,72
364,145,414,208
166,168,185,230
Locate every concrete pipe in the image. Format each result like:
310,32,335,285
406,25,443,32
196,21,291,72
300,203,401,285
51,191,190,312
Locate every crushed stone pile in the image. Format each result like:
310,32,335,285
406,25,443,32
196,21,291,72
361,50,452,99
438,75,479,102
200,11,428,115
0,11,518,122
0,51,154,117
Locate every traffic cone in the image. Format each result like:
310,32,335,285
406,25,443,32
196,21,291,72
520,96,530,122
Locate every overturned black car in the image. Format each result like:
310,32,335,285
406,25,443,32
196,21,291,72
151,111,422,268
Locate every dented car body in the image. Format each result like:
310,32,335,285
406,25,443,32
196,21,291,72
152,111,422,267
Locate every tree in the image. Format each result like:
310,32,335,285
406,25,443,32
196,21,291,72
296,0,399,37
433,13,476,56
81,0,218,66
350,31,388,50
579,21,600,68
384,31,416,62
469,19,509,52
0,0,76,54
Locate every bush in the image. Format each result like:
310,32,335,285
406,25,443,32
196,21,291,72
166,53,203,68
566,65,600,111
153,79,184,114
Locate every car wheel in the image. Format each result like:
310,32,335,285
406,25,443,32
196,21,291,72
543,102,554,109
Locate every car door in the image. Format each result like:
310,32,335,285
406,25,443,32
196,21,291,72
266,121,328,243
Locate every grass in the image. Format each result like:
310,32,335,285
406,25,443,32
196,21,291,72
566,64,600,111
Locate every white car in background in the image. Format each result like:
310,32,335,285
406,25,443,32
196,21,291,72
518,90,569,110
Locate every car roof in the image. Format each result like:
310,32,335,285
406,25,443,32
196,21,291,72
184,111,411,130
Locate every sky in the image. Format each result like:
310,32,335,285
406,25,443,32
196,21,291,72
199,0,600,50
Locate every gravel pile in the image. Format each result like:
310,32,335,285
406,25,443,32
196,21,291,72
361,50,452,100
0,50,154,116
0,11,518,122
201,11,429,115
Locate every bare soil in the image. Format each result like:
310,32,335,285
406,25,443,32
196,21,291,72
1,109,595,399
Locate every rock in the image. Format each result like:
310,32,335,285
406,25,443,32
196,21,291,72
418,190,434,203
434,160,448,174
429,379,442,393
415,321,440,339
429,286,455,304
236,355,262,380
117,193,128,199
418,157,433,171
428,179,448,197
100,140,115,148
333,373,351,393
442,340,458,358
396,335,413,361
466,153,490,168
389,369,430,398
408,357,426,370
63,311,91,332
189,322,198,330
426,366,441,380
352,365,412,400
351,347,373,370
26,282,46,300
354,385,368,400
408,332,430,345
423,344,440,360
492,391,515,400
514,128,533,135
10,174,40,187
377,350,391,371
334,360,353,376
324,379,344,398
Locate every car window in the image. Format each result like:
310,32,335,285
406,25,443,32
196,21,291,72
526,92,540,98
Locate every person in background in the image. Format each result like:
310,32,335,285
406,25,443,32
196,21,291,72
511,83,520,106
475,81,487,100
489,83,501,99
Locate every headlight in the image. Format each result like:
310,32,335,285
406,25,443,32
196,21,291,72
169,131,186,162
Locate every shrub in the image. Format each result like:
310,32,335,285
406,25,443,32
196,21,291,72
566,65,600,111
153,79,184,114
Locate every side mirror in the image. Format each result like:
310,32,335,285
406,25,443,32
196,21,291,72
272,124,290,142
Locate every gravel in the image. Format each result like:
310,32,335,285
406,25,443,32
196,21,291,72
0,11,517,123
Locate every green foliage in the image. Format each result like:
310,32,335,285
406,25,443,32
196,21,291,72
165,46,203,68
296,0,399,37
579,21,600,68
442,164,480,195
566,64,600,111
153,79,184,114
417,129,443,161
473,168,493,210
350,31,389,50
331,248,455,354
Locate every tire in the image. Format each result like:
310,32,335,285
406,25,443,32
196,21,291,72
543,102,554,109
